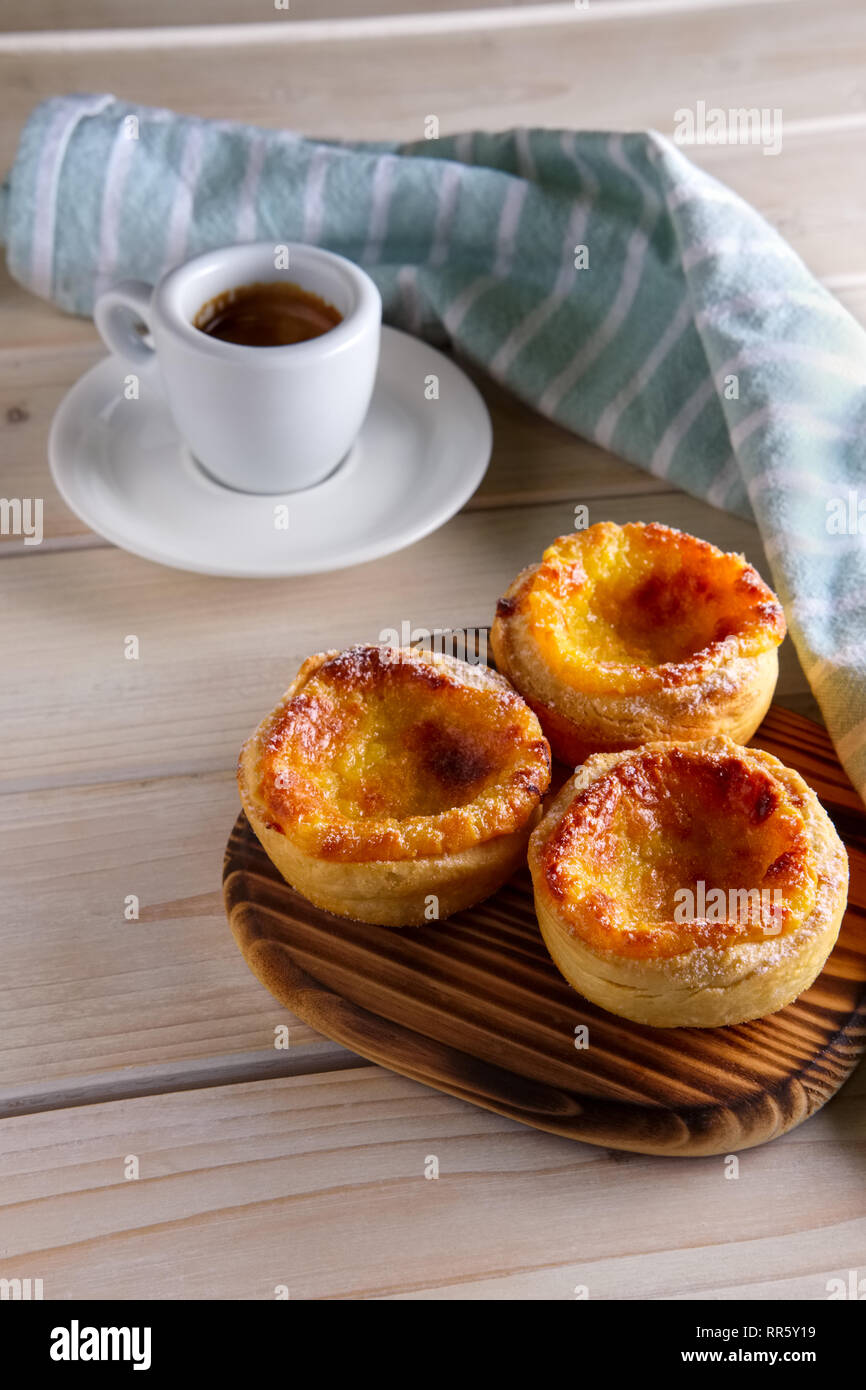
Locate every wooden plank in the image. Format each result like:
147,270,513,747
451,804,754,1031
0,0,864,173
5,269,866,553
0,494,815,794
0,0,803,37
0,769,332,1093
0,340,672,552
0,0,630,33
0,0,559,30
0,1065,862,1298
687,126,866,284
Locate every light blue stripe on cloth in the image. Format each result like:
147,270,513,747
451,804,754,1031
2,94,864,798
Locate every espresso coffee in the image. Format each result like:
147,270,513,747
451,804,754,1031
194,280,342,347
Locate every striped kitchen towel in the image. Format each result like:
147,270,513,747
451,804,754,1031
2,94,864,799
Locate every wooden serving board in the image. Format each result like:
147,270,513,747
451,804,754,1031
223,702,866,1157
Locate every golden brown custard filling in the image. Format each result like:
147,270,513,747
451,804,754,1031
257,645,550,861
514,522,785,693
540,746,817,959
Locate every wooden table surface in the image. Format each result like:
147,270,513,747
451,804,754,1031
1,0,864,1301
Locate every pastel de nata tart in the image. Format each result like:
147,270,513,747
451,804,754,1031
528,737,848,1029
490,521,786,765
238,643,551,927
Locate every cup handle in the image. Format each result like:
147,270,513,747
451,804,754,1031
94,280,159,372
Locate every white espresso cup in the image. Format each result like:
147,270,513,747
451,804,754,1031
94,241,382,493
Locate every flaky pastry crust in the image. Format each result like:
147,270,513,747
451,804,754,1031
528,737,848,1028
238,644,551,926
490,522,786,764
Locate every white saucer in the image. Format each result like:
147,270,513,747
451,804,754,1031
49,326,492,578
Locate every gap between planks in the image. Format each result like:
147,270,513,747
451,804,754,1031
0,487,682,561
0,1041,366,1121
0,0,805,54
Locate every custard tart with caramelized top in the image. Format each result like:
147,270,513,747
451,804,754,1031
491,521,786,764
528,737,848,1028
238,644,551,926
